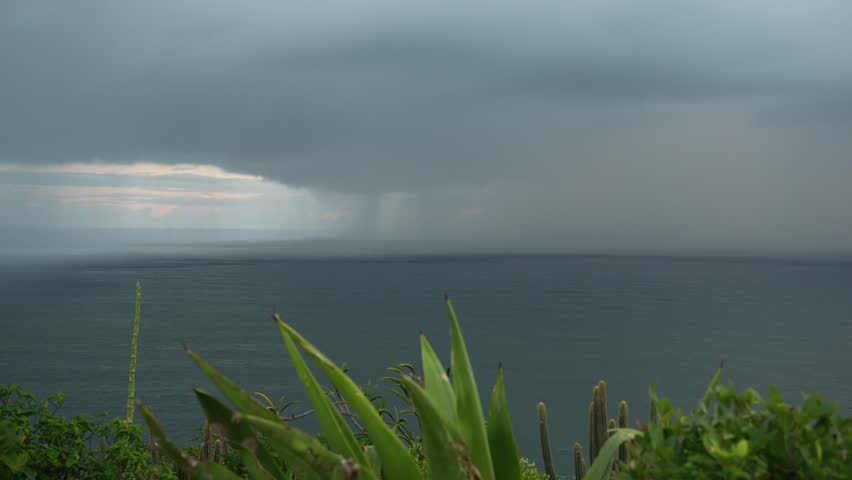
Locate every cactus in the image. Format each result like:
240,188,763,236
126,282,142,423
588,400,595,462
576,380,629,475
200,420,212,461
213,438,222,464
150,439,160,466
573,442,587,480
618,400,629,466
589,381,609,462
198,420,227,465
537,402,558,480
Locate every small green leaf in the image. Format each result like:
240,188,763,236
732,439,749,460
767,385,784,407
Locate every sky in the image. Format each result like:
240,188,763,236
2,0,852,253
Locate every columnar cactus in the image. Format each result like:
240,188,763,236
538,402,558,480
618,401,629,466
573,442,587,480
589,380,608,462
574,380,629,478
200,420,212,460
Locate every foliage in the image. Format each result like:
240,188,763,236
6,285,849,480
519,458,551,480
618,375,852,479
0,384,176,480
138,297,626,479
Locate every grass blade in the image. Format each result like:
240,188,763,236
137,401,245,480
487,365,522,480
584,428,641,480
276,319,375,478
446,296,495,480
420,332,457,425
276,319,423,480
194,389,286,480
399,375,468,480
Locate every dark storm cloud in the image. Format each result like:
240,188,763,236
3,0,851,193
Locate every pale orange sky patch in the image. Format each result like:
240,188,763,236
0,162,262,181
17,185,262,201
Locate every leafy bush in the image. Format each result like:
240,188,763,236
0,384,176,479
619,372,852,479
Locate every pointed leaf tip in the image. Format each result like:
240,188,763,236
498,361,503,370
419,329,424,336
443,292,449,301
182,343,191,354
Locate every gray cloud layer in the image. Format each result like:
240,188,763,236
3,0,851,193
3,0,852,253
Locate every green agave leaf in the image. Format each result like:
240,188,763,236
584,428,641,480
276,317,375,478
276,319,423,480
185,345,278,421
239,414,357,480
399,375,469,480
486,366,522,480
137,401,245,480
420,333,457,426
186,346,322,477
446,296,495,480
193,389,286,480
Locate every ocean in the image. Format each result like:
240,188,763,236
2,250,851,473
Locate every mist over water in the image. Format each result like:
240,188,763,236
2,247,851,473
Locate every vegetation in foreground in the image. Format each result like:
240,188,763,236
1,285,849,479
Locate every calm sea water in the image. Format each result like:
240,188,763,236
2,252,851,473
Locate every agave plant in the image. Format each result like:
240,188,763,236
139,297,637,479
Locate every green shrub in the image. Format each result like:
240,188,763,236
0,384,176,479
619,374,852,479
